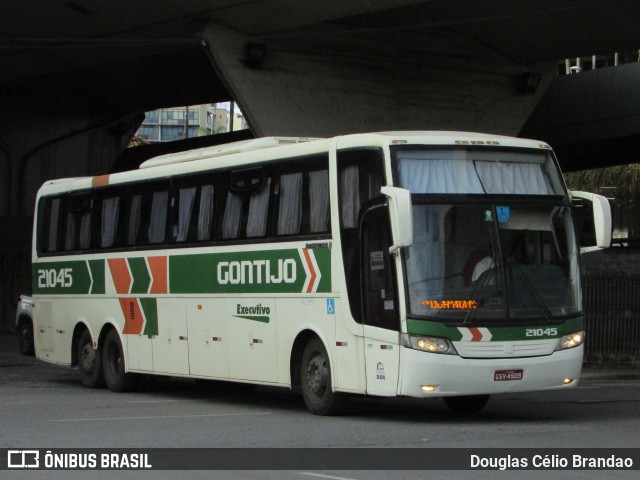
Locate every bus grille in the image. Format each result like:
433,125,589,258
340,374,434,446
454,339,557,358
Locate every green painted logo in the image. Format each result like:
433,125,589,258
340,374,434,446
233,303,271,323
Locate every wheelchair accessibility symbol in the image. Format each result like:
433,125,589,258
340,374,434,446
497,206,510,223
327,299,335,315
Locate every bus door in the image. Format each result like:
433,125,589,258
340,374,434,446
360,206,400,396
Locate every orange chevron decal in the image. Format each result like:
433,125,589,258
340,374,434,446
120,298,144,334
108,258,131,294
469,327,483,342
148,256,168,294
302,249,317,293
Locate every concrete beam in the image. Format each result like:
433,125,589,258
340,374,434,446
202,21,554,138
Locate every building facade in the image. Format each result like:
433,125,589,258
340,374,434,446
137,104,247,143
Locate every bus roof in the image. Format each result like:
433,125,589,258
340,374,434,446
36,131,552,196
139,132,550,170
139,136,321,169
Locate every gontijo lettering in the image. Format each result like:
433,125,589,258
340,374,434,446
217,259,296,285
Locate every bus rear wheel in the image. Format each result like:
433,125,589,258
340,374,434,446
102,329,137,392
301,338,345,415
444,395,490,414
77,329,105,388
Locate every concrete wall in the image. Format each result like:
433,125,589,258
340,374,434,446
202,22,555,138
0,111,141,330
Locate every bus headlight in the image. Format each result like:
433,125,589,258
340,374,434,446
403,335,457,354
558,331,585,350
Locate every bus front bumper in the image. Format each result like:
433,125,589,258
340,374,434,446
398,345,583,397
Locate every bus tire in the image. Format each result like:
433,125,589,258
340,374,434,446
17,318,35,356
102,329,137,392
301,337,345,415
444,394,490,414
77,329,105,388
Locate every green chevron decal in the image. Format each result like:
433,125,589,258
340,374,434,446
128,257,151,294
139,298,158,335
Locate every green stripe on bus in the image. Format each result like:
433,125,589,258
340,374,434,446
34,247,332,296
406,317,584,341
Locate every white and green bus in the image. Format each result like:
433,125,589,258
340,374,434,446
32,132,611,415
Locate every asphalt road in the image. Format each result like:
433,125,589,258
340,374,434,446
1,332,639,480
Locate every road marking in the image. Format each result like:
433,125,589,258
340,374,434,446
580,382,640,389
299,473,357,480
129,399,195,403
51,412,271,422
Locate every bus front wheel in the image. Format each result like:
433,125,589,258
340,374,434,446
77,329,105,388
444,395,490,414
301,338,345,415
102,329,137,392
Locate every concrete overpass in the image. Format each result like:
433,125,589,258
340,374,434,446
2,1,640,327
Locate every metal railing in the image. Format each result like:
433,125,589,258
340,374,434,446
582,272,640,356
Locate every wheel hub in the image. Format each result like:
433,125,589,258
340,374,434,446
80,344,95,372
306,354,327,396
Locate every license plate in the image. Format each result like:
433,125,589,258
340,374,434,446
494,369,523,381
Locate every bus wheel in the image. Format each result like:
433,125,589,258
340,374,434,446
444,395,490,414
301,338,345,415
77,329,105,388
102,329,137,392
17,319,35,356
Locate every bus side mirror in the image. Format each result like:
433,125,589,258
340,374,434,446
570,190,612,253
381,186,413,255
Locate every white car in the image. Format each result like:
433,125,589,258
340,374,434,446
16,295,34,356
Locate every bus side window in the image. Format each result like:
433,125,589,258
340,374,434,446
148,190,169,244
100,195,120,248
127,194,142,246
222,168,271,240
65,193,92,251
309,169,329,233
170,174,217,244
337,148,386,323
42,196,64,253
222,191,243,239
274,155,330,238
197,184,215,241
246,177,271,237
277,173,303,235
174,186,196,243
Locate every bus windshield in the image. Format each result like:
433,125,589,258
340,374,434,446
404,202,581,322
